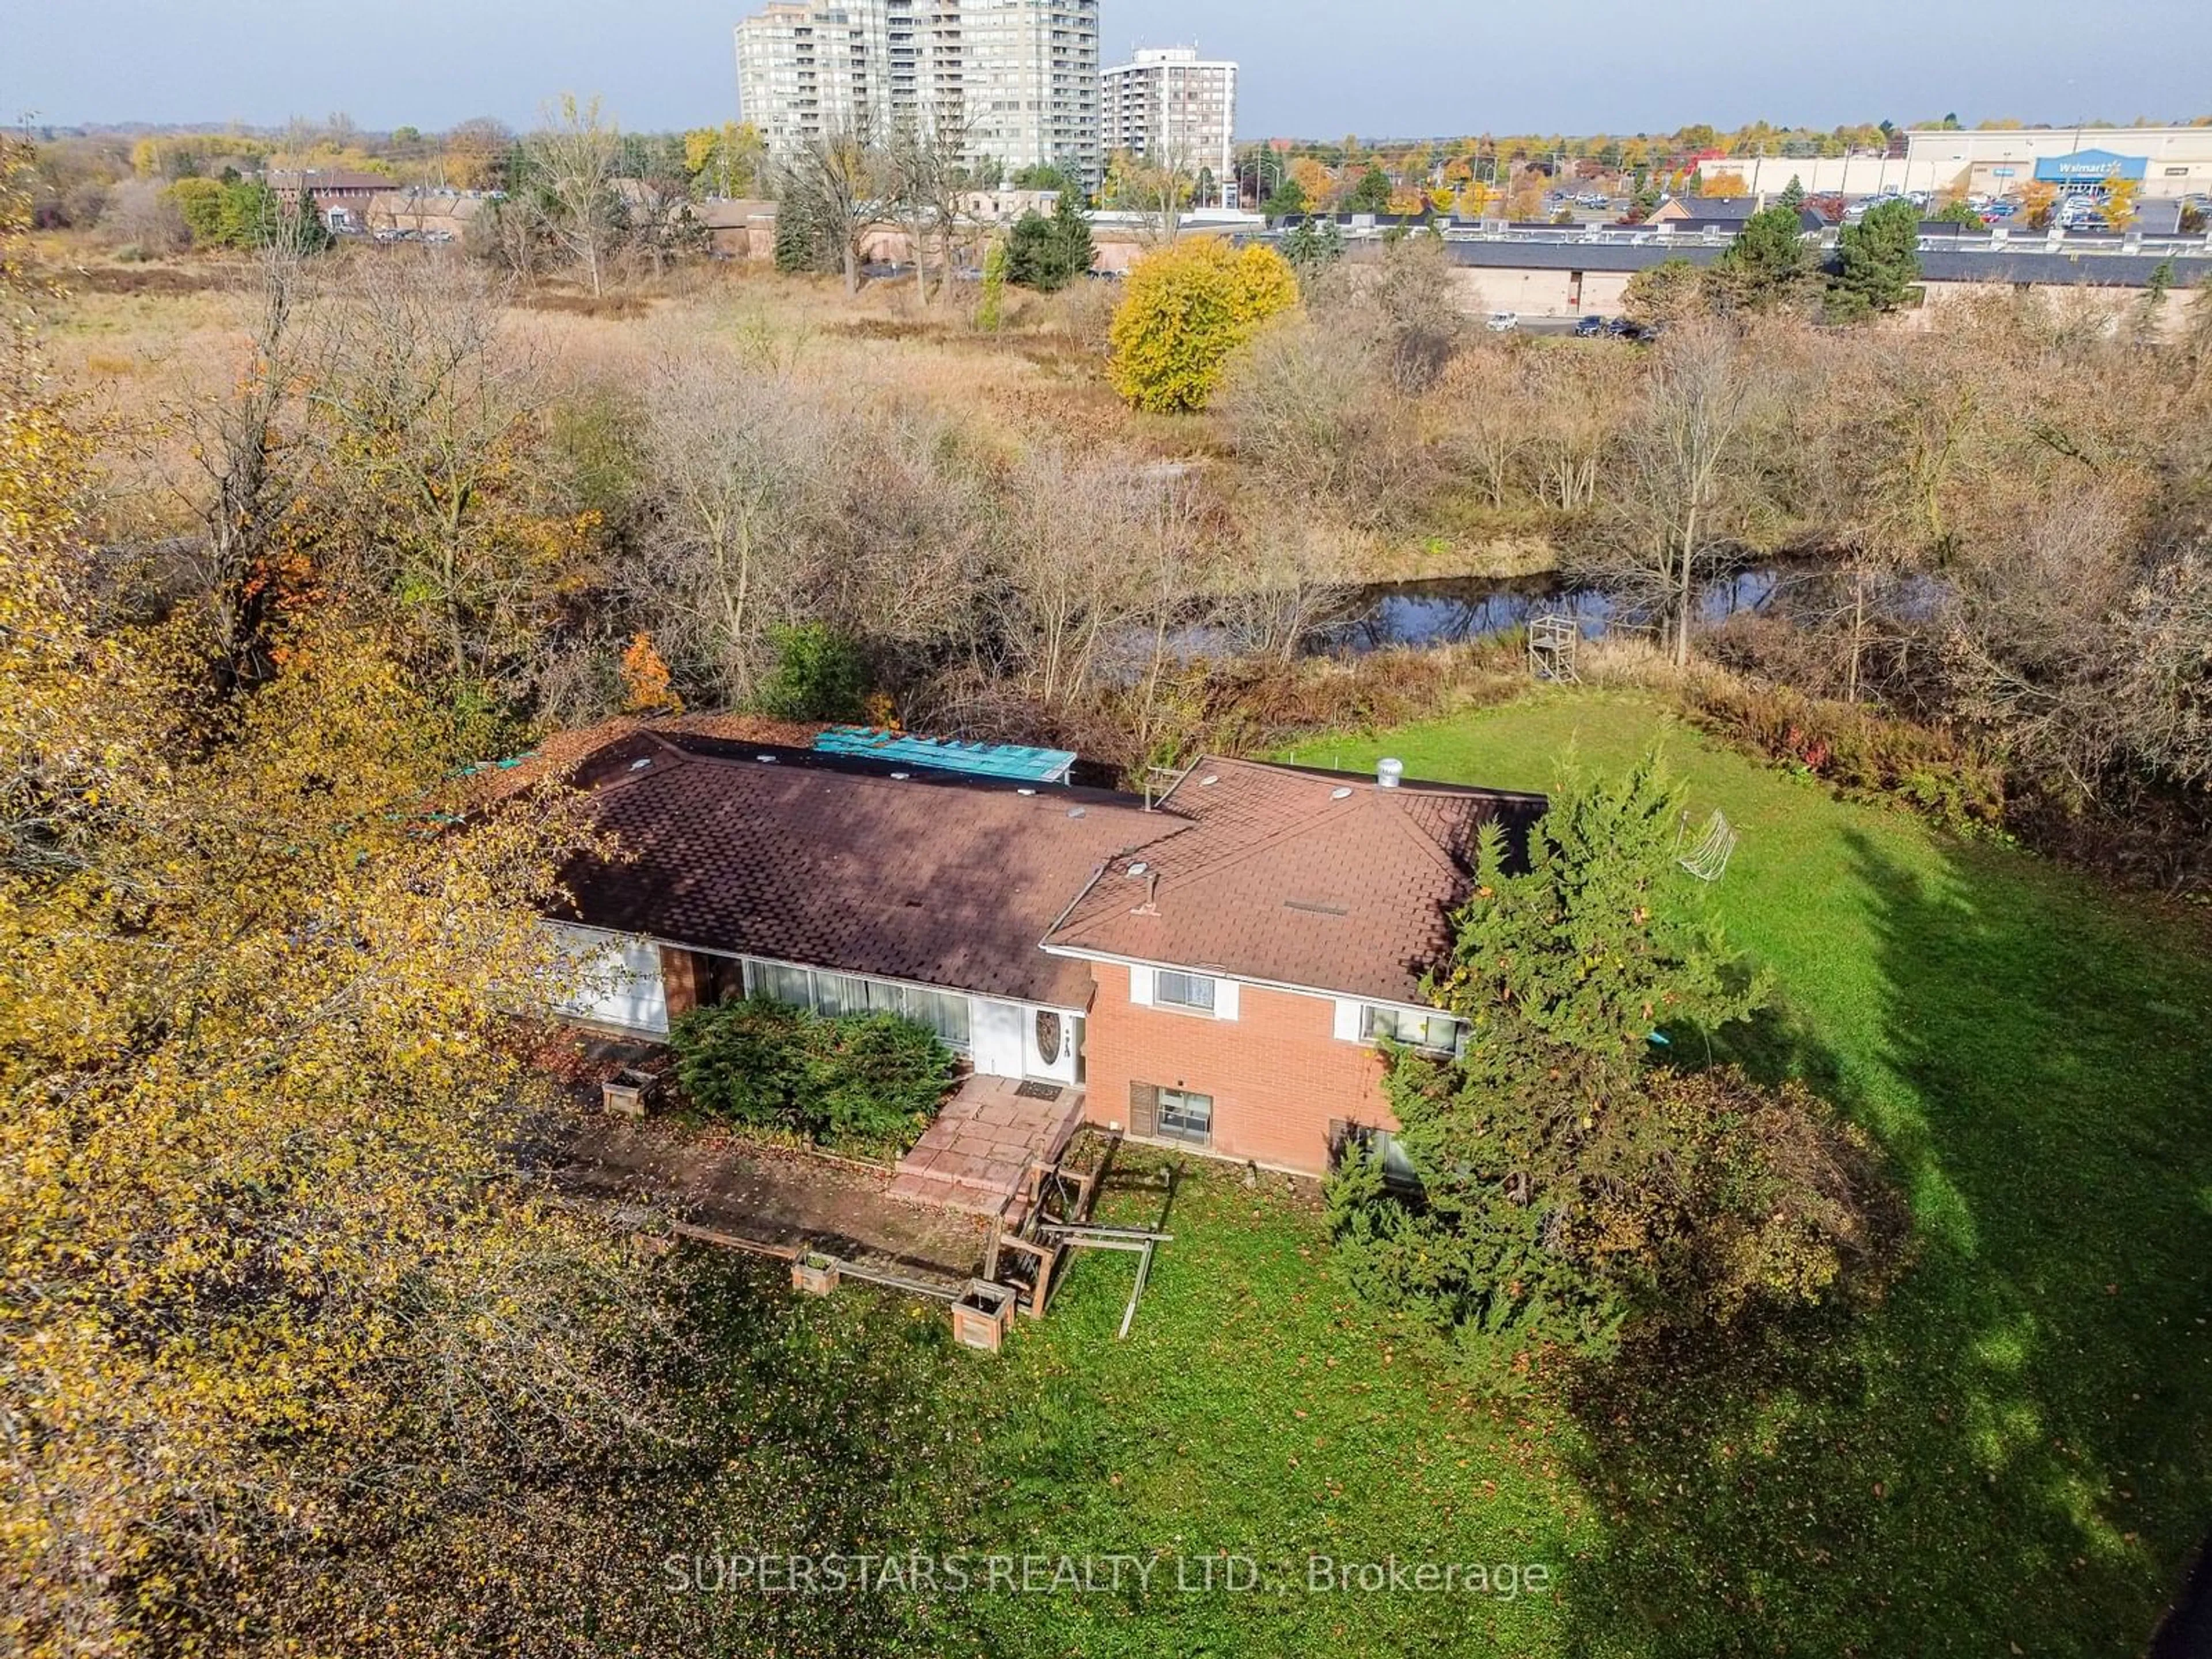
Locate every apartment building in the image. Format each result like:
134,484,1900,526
1101,46,1237,208
734,0,1101,187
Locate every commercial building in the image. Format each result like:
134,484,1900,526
1101,46,1238,209
734,0,1101,187
1268,221,2211,336
1699,126,2212,202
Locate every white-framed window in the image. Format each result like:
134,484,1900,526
1359,1003,1463,1055
1153,969,1216,1013
1157,1086,1213,1143
743,959,971,1050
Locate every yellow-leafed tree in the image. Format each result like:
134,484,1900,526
2100,176,2140,230
0,140,676,1657
1108,238,1298,414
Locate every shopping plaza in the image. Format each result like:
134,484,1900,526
1699,124,2212,200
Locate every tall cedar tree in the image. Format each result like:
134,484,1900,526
1327,758,1893,1372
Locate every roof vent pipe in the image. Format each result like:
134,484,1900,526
1377,757,1404,789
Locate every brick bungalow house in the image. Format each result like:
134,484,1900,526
543,729,1542,1177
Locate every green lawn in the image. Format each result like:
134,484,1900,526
959,1152,1588,1657
653,689,2209,1657
1267,688,2212,1655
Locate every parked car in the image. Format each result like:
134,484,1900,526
1604,316,1638,337
1573,315,1606,336
1486,311,1520,332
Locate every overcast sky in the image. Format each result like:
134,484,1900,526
10,0,2211,139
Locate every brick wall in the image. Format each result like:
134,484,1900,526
1080,963,1398,1175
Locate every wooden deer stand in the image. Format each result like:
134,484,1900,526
1527,613,1581,683
984,1130,1176,1339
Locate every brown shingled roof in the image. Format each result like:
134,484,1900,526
553,735,1165,1007
1040,757,1545,1006
468,712,824,805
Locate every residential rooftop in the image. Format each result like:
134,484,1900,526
547,732,1544,1013
554,733,1162,1009
1041,757,1544,1006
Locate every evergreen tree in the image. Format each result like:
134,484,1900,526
1281,214,1343,277
1325,759,1892,1373
1778,174,1806,210
1347,164,1393,213
286,190,335,254
772,179,828,274
1828,196,1923,321
1005,186,1093,291
1710,200,1816,311
1260,173,1308,219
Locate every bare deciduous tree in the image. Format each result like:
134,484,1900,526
622,349,835,703
1598,323,1763,665
526,93,624,296
782,116,888,296
166,209,323,687
309,255,571,695
1218,316,1426,527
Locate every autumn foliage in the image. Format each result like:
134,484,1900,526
0,141,676,1655
1108,238,1298,413
620,630,683,714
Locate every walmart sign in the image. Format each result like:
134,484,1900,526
2033,149,2149,183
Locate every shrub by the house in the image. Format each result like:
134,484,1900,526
669,997,956,1153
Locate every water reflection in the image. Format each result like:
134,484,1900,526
1312,567,1789,655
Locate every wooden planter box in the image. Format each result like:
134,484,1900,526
949,1280,1017,1353
790,1255,839,1296
601,1067,659,1118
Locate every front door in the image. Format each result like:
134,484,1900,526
972,998,1026,1078
1025,1009,1080,1084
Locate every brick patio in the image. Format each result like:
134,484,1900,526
888,1074,1086,1217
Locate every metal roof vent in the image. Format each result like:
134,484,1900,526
629,757,653,771
1068,806,1086,819
1330,786,1352,800
1377,757,1404,789
889,770,910,779
757,753,777,763
1200,774,1219,786
1127,861,1149,877
1017,787,1037,796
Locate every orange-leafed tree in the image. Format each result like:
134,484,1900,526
620,630,684,713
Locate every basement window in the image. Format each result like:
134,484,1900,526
1156,1086,1214,1144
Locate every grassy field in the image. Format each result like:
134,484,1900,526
646,687,2209,1657
36,244,1554,579
1268,688,2212,1655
